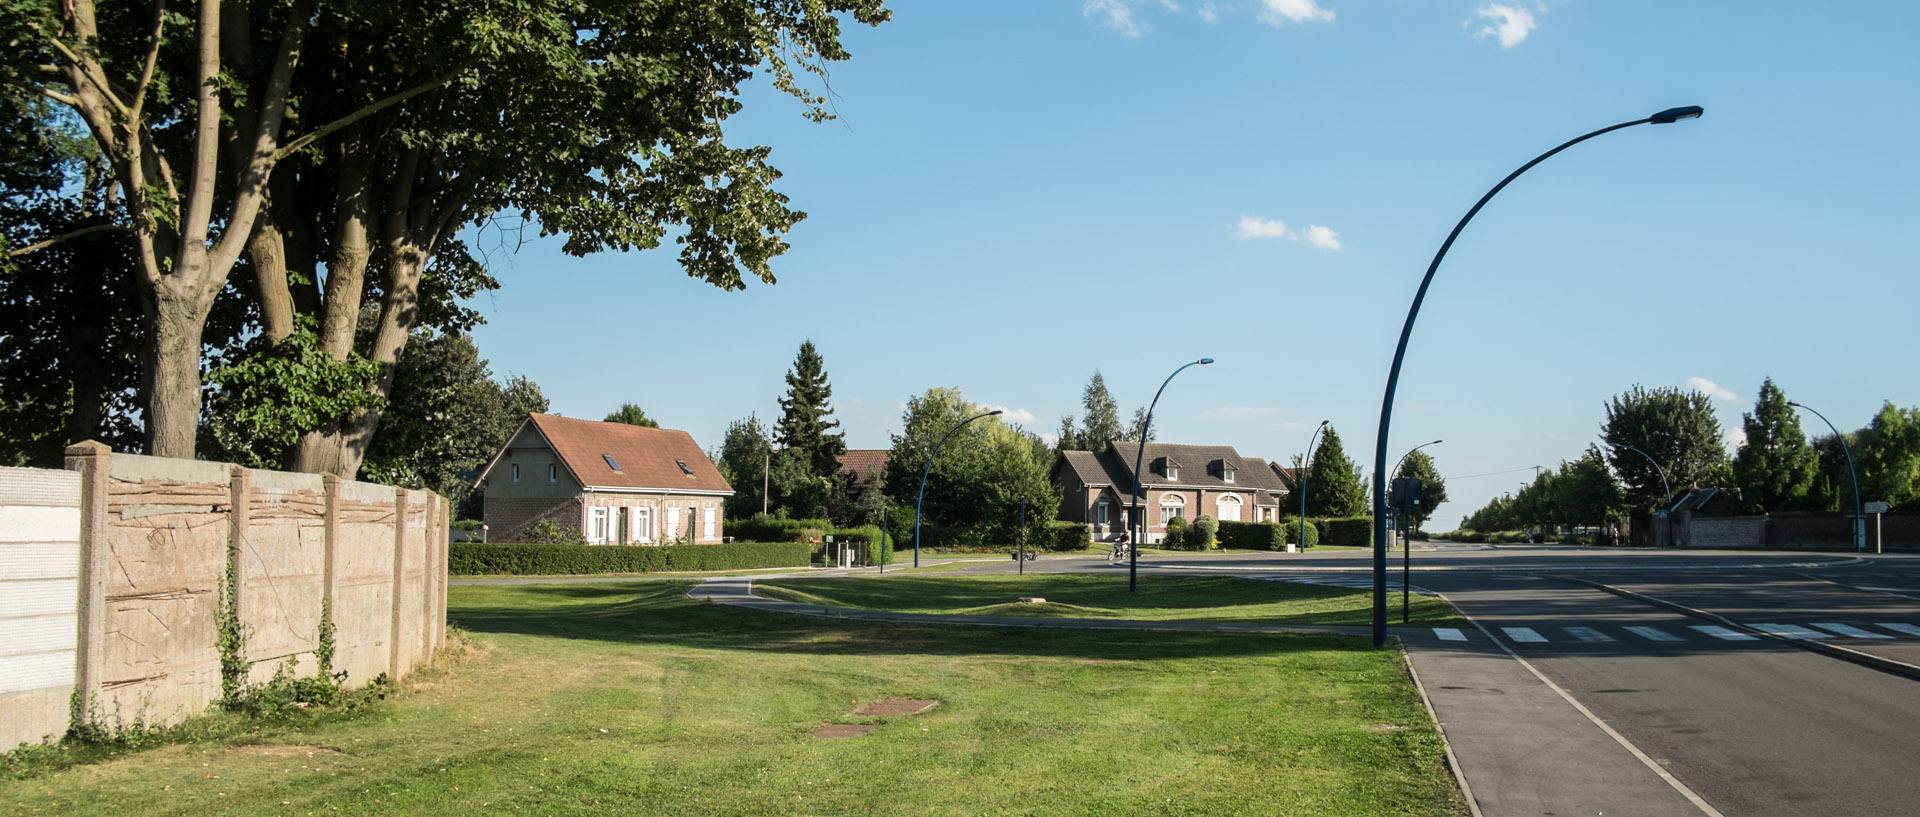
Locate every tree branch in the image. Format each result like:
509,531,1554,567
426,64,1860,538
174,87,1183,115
41,87,80,107
273,61,472,163
41,34,132,121
126,0,167,127
209,0,313,276
6,223,132,257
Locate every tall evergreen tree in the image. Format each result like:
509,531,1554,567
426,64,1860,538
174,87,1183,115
1602,385,1729,509
775,340,847,477
1077,371,1124,446
1305,428,1367,517
1732,378,1818,512
1125,405,1157,443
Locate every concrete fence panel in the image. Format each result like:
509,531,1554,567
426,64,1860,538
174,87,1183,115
0,466,82,750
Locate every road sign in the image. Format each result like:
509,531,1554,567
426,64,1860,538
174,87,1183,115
1865,501,1891,514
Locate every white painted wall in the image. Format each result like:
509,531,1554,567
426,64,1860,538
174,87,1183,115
0,466,81,750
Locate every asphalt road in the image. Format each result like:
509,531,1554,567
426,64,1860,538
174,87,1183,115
993,545,1920,816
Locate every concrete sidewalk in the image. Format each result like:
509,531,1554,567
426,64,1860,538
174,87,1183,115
695,575,1721,817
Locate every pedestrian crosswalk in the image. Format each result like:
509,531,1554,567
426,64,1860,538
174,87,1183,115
1425,621,1920,645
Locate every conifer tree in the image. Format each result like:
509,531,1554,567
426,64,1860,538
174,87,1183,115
775,340,847,477
1306,427,1368,517
1732,378,1818,512
1078,371,1123,447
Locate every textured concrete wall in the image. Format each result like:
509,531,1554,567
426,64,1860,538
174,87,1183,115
0,466,81,750
0,445,450,752
1685,516,1768,548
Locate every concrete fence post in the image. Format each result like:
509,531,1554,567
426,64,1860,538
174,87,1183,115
321,474,341,668
389,487,408,680
61,441,110,729
227,466,250,648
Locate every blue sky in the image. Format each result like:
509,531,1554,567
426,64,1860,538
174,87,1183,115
467,1,1920,528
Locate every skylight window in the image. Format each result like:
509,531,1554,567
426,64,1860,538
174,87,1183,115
603,454,622,472
675,459,694,476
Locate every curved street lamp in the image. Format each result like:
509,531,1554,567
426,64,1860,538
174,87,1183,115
1788,401,1865,553
1129,358,1215,592
1618,444,1674,544
1295,420,1330,551
1369,105,1705,646
912,408,1002,568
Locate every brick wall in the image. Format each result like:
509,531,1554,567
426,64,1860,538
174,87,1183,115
483,496,582,541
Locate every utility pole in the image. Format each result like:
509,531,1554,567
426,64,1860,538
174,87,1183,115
762,451,769,516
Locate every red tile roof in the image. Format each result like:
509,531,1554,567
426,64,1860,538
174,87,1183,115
506,414,733,494
837,450,891,490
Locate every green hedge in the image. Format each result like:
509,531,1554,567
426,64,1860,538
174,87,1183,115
1285,518,1320,548
1317,517,1373,547
449,541,813,575
1036,521,1091,552
729,514,834,544
1216,520,1286,550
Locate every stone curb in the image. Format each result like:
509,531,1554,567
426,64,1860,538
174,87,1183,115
1145,557,1866,574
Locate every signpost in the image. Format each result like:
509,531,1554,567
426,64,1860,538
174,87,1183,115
1866,501,1890,554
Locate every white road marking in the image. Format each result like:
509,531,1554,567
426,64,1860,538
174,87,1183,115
1876,622,1920,637
1750,623,1832,640
1807,622,1893,639
1690,625,1758,641
1624,626,1685,642
1502,626,1548,643
1562,626,1615,643
1433,628,1468,642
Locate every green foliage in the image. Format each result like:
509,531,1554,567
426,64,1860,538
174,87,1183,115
517,519,586,546
203,327,386,469
1732,378,1820,512
1077,371,1124,449
216,553,247,706
880,387,1063,550
1038,521,1093,552
1603,385,1729,509
1162,515,1189,550
602,403,660,428
775,340,847,478
359,331,529,509
1216,520,1287,550
447,542,813,575
1395,451,1449,530
1284,518,1320,549
1858,402,1920,511
1318,518,1373,547
769,447,831,520
1305,428,1368,517
1190,514,1219,550
714,414,775,520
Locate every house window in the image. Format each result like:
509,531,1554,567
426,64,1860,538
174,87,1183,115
547,463,558,484
1218,494,1243,523
1166,466,1179,481
603,454,622,472
1159,494,1186,524
1096,498,1110,525
1223,468,1236,483
511,463,520,484
665,507,680,539
703,507,715,540
631,508,652,543
587,507,610,544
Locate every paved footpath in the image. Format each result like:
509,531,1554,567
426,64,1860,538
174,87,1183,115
693,573,1722,817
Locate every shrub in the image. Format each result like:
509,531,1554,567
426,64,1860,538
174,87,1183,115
450,519,484,532
1189,514,1218,550
1283,518,1320,548
1317,517,1373,547
1037,521,1092,552
1162,516,1189,549
518,519,585,545
1216,520,1286,550
449,541,812,575
826,525,892,566
729,514,835,544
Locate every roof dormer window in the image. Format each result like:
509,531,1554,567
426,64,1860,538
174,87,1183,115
1165,464,1179,481
1223,467,1235,483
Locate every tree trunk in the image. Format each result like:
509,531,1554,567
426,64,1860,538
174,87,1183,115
143,277,217,458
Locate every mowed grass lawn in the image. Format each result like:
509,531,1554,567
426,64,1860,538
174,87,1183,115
757,574,1467,627
2,581,1467,816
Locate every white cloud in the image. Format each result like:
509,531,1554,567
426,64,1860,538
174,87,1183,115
1084,0,1142,36
983,405,1039,425
1724,427,1749,452
1236,215,1291,239
1686,377,1738,402
1202,406,1279,419
1258,0,1335,27
1473,4,1537,48
1303,224,1342,250
1236,216,1342,250
1197,1,1220,23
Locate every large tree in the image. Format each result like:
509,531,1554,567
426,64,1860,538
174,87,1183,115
603,404,660,428
1601,385,1729,509
1395,450,1449,531
1304,427,1367,517
1553,447,1626,532
713,414,774,520
1077,371,1123,448
356,331,526,511
1732,378,1819,512
1857,402,1920,511
880,387,1060,549
10,0,890,466
775,340,846,478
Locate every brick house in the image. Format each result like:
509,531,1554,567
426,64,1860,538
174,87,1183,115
1052,442,1289,543
836,449,890,502
474,414,734,544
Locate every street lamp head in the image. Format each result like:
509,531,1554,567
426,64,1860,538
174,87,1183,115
1197,358,1215,365
1319,419,1330,427
1787,401,1802,408
1648,105,1704,124
986,410,1004,416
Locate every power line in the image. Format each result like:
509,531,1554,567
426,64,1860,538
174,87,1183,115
1451,466,1549,481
